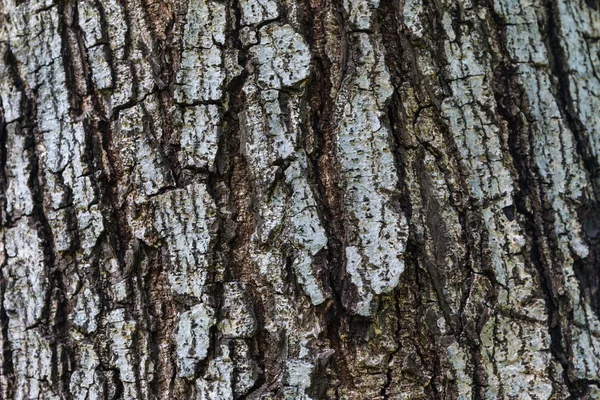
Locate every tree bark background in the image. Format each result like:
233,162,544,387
0,0,599,398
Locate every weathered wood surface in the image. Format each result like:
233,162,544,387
0,0,599,398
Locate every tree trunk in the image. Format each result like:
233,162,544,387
0,0,599,398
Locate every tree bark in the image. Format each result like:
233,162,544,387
0,0,599,398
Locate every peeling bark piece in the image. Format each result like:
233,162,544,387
242,23,328,306
232,340,259,396
480,315,554,399
491,0,600,384
283,359,313,400
11,330,54,400
106,308,152,399
70,286,101,334
436,3,559,395
77,0,113,90
3,220,53,400
286,160,329,306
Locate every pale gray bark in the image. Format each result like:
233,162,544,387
0,0,599,398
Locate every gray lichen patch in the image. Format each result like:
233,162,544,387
175,0,227,103
176,303,216,378
219,283,257,339
113,96,175,200
4,124,34,219
250,23,311,89
3,218,47,329
343,0,381,30
175,105,221,171
106,308,152,399
239,0,279,26
334,32,408,316
241,21,330,307
153,183,217,300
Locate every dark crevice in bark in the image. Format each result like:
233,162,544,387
385,0,499,397
58,0,85,116
543,0,600,328
0,261,14,400
378,1,484,398
211,0,277,396
304,12,348,309
122,241,151,398
573,255,600,319
3,34,76,396
97,116,130,271
58,13,110,391
28,102,69,398
105,366,125,399
543,0,600,200
137,0,178,188
90,0,118,92
0,97,15,400
301,0,355,393
486,4,583,396
141,245,177,398
74,3,136,374
381,2,465,398
377,3,412,222
52,286,75,400
0,87,9,225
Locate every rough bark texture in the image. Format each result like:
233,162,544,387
0,0,599,398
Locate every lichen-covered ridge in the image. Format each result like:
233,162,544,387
0,0,599,398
